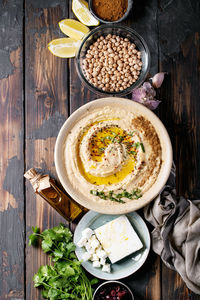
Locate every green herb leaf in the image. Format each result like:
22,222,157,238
128,131,134,136
32,226,40,233
98,147,105,153
53,249,63,260
133,142,140,149
91,188,143,203
129,150,137,156
42,238,53,253
29,226,40,246
30,223,96,299
140,143,145,152
90,189,98,196
90,278,99,285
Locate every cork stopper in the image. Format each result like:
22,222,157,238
24,168,51,192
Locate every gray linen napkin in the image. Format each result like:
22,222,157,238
143,163,200,294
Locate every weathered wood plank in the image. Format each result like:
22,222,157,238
158,0,200,298
25,1,69,299
126,250,161,300
0,1,24,299
69,1,98,115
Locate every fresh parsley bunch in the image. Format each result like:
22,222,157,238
29,224,98,300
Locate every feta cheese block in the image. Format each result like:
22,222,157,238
94,215,143,264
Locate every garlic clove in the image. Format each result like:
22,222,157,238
145,99,161,110
132,87,146,102
142,82,156,98
152,72,167,88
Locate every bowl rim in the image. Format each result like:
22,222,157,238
88,0,133,24
92,280,134,300
54,97,173,214
75,24,151,97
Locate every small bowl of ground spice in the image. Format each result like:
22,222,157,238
89,0,132,23
75,24,150,96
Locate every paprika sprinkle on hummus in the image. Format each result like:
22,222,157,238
92,0,128,22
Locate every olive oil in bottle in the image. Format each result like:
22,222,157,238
24,168,83,222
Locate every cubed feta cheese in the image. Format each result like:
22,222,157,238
96,249,107,260
91,253,99,261
77,236,87,248
82,252,91,262
100,258,106,265
95,215,143,264
93,260,101,268
102,264,111,273
82,228,93,239
85,242,94,254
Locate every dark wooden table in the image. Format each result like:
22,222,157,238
0,0,200,299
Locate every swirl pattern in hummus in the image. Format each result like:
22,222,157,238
64,107,162,204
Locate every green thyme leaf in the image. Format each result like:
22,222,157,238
98,147,105,153
128,131,134,136
129,150,137,155
90,188,142,203
90,189,98,196
133,142,140,149
140,143,145,152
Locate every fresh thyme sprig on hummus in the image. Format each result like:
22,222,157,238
90,188,142,203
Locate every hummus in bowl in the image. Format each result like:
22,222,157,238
55,98,172,214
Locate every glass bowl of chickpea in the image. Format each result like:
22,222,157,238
75,24,150,96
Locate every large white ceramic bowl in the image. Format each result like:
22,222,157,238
54,98,172,214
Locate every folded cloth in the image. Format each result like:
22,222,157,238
144,163,200,294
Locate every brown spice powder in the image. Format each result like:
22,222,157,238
92,0,128,21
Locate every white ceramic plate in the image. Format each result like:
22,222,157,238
73,211,150,280
54,97,172,214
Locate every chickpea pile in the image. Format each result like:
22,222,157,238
82,34,142,92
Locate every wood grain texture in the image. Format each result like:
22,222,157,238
25,1,69,299
158,0,200,299
69,1,97,115
0,1,24,299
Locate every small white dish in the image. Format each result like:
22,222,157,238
73,211,150,280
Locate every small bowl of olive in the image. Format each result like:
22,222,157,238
93,280,134,300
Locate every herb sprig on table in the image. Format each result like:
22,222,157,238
29,223,98,300
90,188,142,203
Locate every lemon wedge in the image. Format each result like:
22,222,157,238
48,38,81,58
59,19,89,41
72,0,100,26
